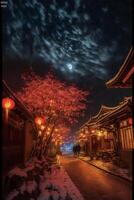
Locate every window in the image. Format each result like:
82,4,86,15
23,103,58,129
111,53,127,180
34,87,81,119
120,126,134,150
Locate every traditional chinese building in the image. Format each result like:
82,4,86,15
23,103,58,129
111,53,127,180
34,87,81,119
78,97,133,168
105,47,133,169
2,80,36,176
78,105,118,155
106,48,134,88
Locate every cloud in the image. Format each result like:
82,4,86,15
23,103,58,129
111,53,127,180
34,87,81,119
3,0,131,81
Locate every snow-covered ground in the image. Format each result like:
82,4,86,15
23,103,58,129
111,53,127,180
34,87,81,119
5,156,85,200
79,156,132,181
49,166,85,200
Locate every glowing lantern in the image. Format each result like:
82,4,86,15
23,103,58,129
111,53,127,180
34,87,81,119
40,125,45,131
38,131,42,136
128,118,133,125
2,97,15,110
2,97,15,121
98,131,102,137
91,130,95,133
34,117,45,126
46,131,50,135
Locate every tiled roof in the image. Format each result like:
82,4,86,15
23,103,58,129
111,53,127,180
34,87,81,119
79,97,132,131
106,48,134,88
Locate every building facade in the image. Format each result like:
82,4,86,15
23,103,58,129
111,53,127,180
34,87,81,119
105,47,133,169
2,81,36,177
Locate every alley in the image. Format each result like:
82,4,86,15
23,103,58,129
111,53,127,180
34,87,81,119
61,155,132,200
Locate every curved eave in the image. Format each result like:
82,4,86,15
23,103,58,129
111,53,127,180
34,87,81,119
91,105,117,120
98,99,132,124
106,48,134,88
87,97,132,126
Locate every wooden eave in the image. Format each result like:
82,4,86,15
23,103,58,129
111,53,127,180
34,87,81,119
91,105,116,121
106,48,134,88
98,98,132,124
86,97,132,126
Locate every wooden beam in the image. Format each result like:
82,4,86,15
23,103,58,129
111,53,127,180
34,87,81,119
123,65,134,83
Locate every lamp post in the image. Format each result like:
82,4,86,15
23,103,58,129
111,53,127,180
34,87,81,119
2,97,15,121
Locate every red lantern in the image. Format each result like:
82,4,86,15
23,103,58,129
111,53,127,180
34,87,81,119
2,97,15,122
34,116,46,126
91,129,95,133
2,97,15,110
128,117,133,125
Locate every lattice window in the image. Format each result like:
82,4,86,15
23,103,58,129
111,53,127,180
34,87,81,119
120,126,134,150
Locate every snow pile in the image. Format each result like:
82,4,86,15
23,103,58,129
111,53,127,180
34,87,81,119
6,190,19,200
79,156,91,161
4,156,84,200
80,157,132,181
90,160,132,181
59,167,84,200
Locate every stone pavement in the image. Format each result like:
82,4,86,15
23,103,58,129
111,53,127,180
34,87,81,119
60,155,132,200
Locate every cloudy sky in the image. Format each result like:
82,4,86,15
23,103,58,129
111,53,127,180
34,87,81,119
2,0,132,130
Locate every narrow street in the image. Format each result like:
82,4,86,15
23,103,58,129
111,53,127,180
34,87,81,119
61,155,132,200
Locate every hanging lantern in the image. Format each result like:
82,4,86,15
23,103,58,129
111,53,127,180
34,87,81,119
46,131,50,135
2,97,15,121
97,131,102,137
91,129,95,133
128,117,133,125
2,97,15,110
38,130,42,136
34,116,46,126
40,125,45,131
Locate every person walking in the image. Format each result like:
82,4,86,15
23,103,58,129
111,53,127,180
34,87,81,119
77,144,81,156
73,145,76,156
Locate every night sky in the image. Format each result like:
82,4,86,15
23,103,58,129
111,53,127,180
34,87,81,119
2,0,132,131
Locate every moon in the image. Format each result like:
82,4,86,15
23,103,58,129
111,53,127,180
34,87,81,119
67,63,73,71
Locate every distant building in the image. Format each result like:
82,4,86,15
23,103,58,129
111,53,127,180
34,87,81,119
2,80,36,177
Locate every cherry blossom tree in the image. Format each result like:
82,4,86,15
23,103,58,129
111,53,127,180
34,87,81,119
17,70,89,157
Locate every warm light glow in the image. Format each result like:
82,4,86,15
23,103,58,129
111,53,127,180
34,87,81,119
2,97,15,110
47,127,51,131
91,129,95,133
103,131,107,136
46,131,50,135
98,131,102,137
38,130,42,136
128,117,133,125
34,116,46,125
40,125,45,130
